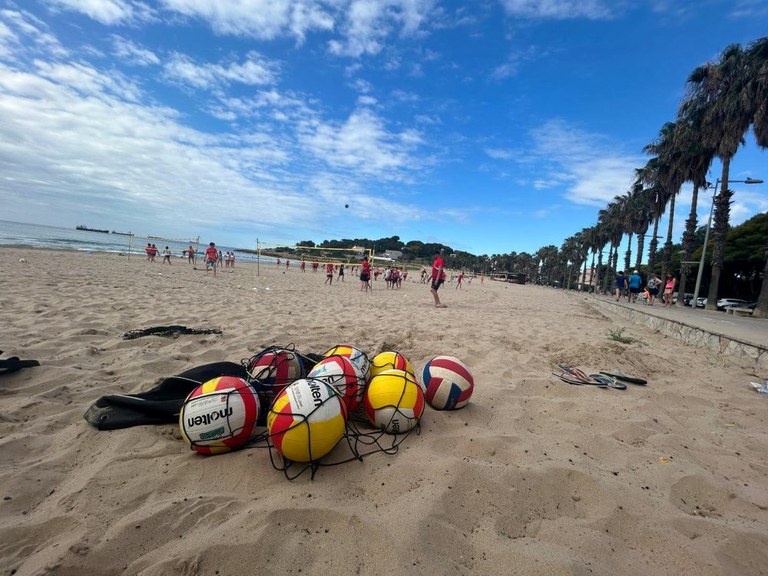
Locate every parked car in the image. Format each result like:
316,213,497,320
723,301,756,311
696,297,707,308
716,298,748,310
671,292,694,305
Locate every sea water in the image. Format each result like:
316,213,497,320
0,220,266,262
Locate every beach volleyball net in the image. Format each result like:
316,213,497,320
255,240,373,266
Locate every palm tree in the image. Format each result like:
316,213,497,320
628,181,655,271
643,122,690,283
681,43,754,310
746,37,768,317
575,227,593,290
635,163,666,277
669,116,715,306
592,223,610,294
599,200,626,293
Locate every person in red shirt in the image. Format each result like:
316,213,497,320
431,251,446,307
360,256,371,292
187,245,195,265
456,272,464,290
205,242,218,277
324,261,334,285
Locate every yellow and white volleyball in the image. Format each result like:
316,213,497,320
267,378,347,462
369,351,414,381
363,369,425,434
323,344,370,381
307,355,365,412
179,376,261,456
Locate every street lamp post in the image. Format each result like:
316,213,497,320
691,177,763,309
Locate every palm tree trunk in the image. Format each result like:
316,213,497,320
596,248,604,294
647,219,660,274
635,232,646,271
706,158,732,310
624,232,633,272
753,240,768,318
676,184,700,307
660,193,677,283
589,250,596,293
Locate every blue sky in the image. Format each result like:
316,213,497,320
1,0,766,257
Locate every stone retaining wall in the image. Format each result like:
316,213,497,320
589,299,768,372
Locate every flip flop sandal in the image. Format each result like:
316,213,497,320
589,373,627,390
552,372,608,387
558,365,601,384
599,370,647,385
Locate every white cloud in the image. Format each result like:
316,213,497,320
0,9,68,60
44,0,155,25
484,147,516,160
485,119,643,207
35,60,143,101
329,0,436,57
163,52,278,90
0,62,311,233
498,0,614,19
112,35,160,66
299,108,422,179
161,0,334,42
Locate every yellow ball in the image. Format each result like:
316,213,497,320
267,378,347,462
369,351,414,381
363,369,425,433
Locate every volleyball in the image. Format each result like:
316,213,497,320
421,356,474,410
179,376,260,455
267,378,347,462
363,369,425,434
369,351,414,381
323,344,370,380
247,347,305,392
307,355,365,412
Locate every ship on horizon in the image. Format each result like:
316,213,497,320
111,230,134,236
76,225,109,234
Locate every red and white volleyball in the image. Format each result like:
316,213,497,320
307,355,365,412
420,356,474,410
247,347,305,393
179,376,260,455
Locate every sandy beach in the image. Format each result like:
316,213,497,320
2,247,767,576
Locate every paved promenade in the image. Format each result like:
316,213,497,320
585,295,768,372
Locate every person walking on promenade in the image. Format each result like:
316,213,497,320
627,270,642,303
646,272,661,305
614,271,627,301
663,273,676,307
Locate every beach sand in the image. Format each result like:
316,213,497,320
1,247,767,576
